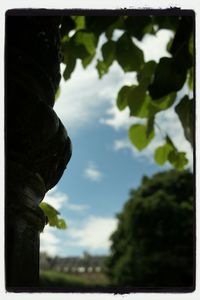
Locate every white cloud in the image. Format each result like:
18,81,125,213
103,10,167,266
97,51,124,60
84,161,103,182
100,105,133,130
44,186,88,212
44,186,68,210
40,225,60,257
54,36,136,133
113,139,131,151
67,216,118,250
67,203,89,212
133,29,174,62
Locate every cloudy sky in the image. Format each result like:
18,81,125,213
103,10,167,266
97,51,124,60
40,28,193,257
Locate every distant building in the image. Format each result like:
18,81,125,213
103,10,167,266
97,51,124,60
40,252,107,274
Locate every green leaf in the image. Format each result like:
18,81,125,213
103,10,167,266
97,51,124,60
39,202,67,230
72,16,85,30
166,37,174,53
39,202,59,225
148,57,187,99
96,41,116,78
137,61,157,86
154,143,173,165
57,218,67,230
189,33,194,56
124,16,153,40
146,116,154,138
151,93,176,110
105,17,125,40
96,60,109,78
128,92,161,119
128,85,147,117
102,40,116,67
128,124,154,151
168,151,188,170
127,61,160,118
82,53,95,68
153,16,179,31
187,68,193,91
85,16,119,36
63,56,76,81
55,86,61,101
175,96,193,146
116,33,144,72
166,135,176,149
73,30,97,56
116,85,133,111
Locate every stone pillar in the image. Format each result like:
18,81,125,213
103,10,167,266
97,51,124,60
5,14,72,289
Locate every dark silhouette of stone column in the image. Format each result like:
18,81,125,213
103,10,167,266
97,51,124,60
5,13,72,290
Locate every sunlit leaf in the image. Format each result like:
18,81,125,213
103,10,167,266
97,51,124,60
39,202,67,230
154,143,173,165
117,85,133,111
151,93,176,110
40,202,59,225
166,37,174,53
72,16,85,30
57,218,67,230
116,33,144,72
126,61,160,118
175,96,193,146
187,68,193,91
129,124,154,151
73,30,97,56
128,92,160,118
55,86,61,101
96,60,109,78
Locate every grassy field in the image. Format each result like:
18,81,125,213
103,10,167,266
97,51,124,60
40,270,111,289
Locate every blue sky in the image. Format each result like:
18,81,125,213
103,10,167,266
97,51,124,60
40,29,193,257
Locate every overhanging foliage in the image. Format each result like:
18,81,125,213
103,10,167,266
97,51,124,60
60,14,194,170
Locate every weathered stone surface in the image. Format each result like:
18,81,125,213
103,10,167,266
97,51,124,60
5,13,72,289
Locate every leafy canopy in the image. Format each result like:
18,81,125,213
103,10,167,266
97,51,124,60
105,169,194,287
59,14,194,170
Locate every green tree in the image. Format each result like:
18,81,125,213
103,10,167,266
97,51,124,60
60,14,194,171
105,170,194,288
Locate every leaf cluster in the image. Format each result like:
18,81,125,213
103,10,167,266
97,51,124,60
60,15,194,170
